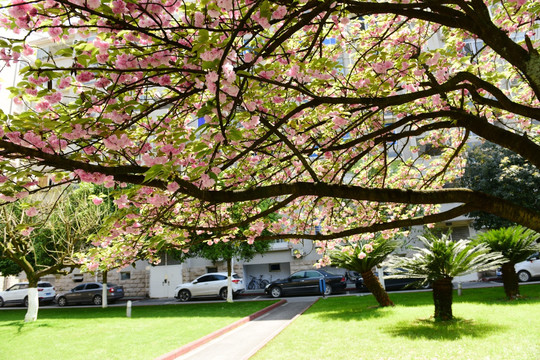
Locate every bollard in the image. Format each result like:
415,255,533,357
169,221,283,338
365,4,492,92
457,282,462,296
126,300,132,318
319,278,327,298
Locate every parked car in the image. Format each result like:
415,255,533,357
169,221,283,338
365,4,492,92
0,281,56,307
264,269,347,298
355,270,429,292
174,272,245,302
56,282,124,306
515,252,540,282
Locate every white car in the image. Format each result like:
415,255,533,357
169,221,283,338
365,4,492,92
0,282,56,307
515,252,540,282
174,272,244,302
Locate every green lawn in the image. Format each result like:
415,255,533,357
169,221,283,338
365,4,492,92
0,300,276,360
253,284,540,360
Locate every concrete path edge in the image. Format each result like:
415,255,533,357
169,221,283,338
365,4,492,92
155,299,287,360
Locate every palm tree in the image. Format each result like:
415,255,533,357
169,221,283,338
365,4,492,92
329,237,400,307
474,226,539,299
385,232,504,321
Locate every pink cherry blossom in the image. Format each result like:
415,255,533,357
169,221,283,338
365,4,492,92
21,227,34,237
25,207,38,217
372,60,394,74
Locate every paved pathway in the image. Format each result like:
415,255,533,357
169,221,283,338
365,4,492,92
172,298,317,360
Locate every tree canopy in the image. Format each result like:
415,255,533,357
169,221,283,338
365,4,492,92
0,0,539,268
461,141,540,230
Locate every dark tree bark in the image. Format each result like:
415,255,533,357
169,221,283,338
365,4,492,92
501,262,520,300
361,270,394,307
432,277,454,321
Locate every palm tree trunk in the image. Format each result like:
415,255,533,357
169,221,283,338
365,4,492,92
361,270,394,307
432,277,453,321
501,262,520,299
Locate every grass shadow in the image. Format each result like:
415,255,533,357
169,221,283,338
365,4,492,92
313,305,390,322
1,320,53,334
385,318,506,340
305,296,394,322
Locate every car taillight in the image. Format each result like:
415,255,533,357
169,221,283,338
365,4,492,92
340,277,346,282
38,288,43,292
109,288,114,293
232,279,240,284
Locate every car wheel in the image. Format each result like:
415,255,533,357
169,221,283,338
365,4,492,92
269,286,282,298
93,295,102,305
324,283,332,296
24,296,28,307
219,287,228,300
517,270,531,282
0,297,4,307
57,297,67,307
178,289,191,302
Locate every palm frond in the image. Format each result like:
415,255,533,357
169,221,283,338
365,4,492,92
385,232,505,281
328,237,401,273
474,226,540,263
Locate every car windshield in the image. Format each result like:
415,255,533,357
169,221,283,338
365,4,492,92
316,269,337,277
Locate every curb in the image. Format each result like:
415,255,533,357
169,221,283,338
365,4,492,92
155,299,287,360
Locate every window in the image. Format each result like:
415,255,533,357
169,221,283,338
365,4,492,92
197,275,214,283
120,272,131,280
306,271,322,278
73,284,86,291
269,264,281,272
450,226,470,240
86,283,100,290
418,143,443,157
206,267,218,273
290,271,305,280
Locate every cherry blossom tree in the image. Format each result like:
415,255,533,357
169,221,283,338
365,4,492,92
0,0,538,270
0,184,115,321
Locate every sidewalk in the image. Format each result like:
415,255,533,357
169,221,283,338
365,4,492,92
157,298,317,360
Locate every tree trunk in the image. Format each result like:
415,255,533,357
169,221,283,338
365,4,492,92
501,262,520,299
226,258,233,303
361,270,394,307
432,277,454,321
24,277,39,322
102,271,108,308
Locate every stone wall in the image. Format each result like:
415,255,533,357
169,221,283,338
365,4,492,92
1,275,19,292
43,267,149,298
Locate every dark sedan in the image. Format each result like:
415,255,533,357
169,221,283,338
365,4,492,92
355,271,429,291
265,269,346,298
56,282,124,306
